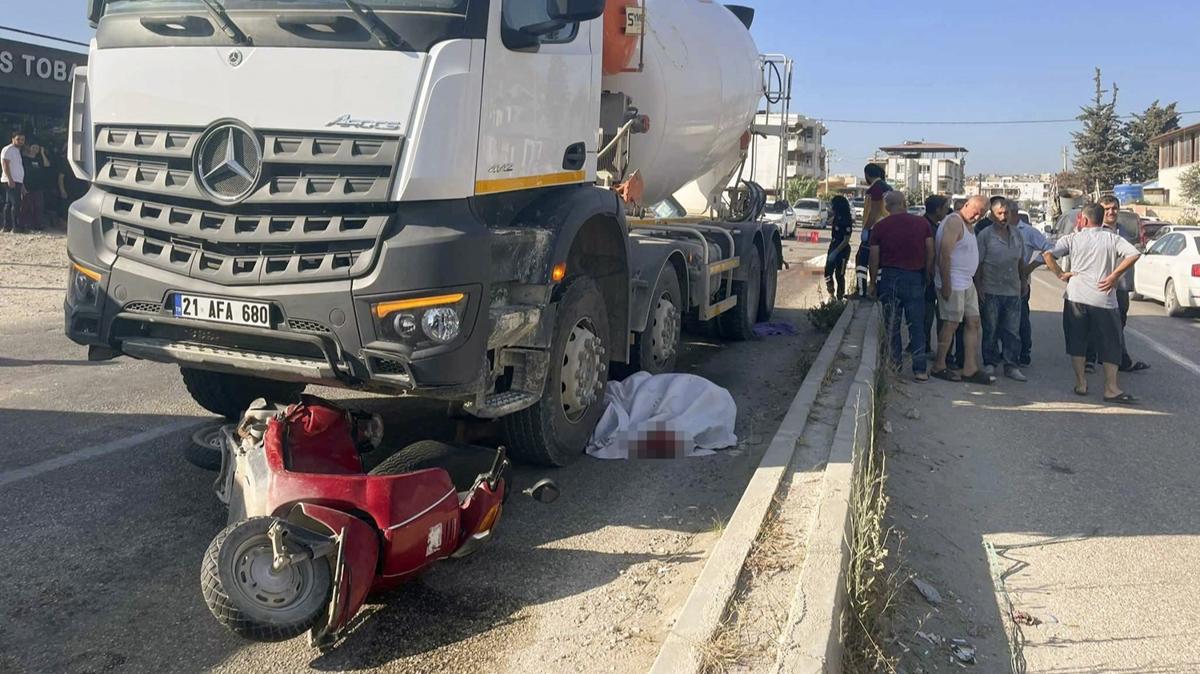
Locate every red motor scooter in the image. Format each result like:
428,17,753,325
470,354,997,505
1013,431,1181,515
199,396,557,647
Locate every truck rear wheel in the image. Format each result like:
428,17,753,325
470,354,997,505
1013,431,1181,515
621,266,682,377
501,277,609,467
181,368,305,420
720,244,761,341
759,241,778,321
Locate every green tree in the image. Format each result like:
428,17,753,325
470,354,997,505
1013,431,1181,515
784,176,819,203
1072,68,1125,194
1179,164,1200,207
1123,100,1180,183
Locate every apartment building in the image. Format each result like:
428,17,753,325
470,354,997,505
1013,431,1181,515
874,141,968,196
746,113,828,194
1149,122,1200,205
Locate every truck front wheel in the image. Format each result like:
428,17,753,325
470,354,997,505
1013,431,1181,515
502,277,610,466
181,368,306,420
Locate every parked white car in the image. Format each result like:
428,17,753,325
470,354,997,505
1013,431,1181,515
850,197,865,220
762,200,798,238
1132,231,1200,317
793,198,828,228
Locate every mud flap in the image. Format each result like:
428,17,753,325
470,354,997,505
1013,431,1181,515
293,503,380,648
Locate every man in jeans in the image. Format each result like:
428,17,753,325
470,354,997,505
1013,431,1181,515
920,194,950,359
975,199,1027,381
869,191,934,380
1043,203,1140,404
1,130,26,233
1015,204,1051,366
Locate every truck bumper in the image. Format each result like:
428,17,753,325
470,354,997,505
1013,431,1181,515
65,196,494,397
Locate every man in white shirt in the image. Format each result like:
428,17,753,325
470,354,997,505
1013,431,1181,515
2,131,27,233
1043,203,1141,404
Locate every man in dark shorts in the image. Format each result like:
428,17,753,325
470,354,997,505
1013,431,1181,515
869,191,934,380
1043,203,1141,404
854,163,890,297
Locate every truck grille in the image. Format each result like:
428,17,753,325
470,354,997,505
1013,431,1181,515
92,124,402,285
99,193,389,285
93,125,402,205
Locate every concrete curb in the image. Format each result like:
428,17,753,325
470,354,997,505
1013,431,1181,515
650,301,858,674
773,304,882,674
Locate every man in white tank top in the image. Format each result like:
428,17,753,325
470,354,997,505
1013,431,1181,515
931,195,994,384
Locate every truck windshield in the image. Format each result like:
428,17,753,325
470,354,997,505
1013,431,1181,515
106,0,468,13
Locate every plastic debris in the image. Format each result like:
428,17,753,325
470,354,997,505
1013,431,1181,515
883,421,894,434
916,631,942,646
912,578,942,605
1012,610,1042,626
950,639,976,664
905,408,921,420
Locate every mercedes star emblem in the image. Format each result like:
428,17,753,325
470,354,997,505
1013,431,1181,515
196,123,263,202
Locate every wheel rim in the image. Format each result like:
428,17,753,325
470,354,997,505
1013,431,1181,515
649,293,680,368
1167,282,1178,312
560,318,604,423
228,534,318,614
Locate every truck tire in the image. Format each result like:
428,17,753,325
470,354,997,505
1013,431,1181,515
720,244,761,341
181,368,305,420
620,266,682,377
201,517,332,642
501,277,610,467
369,440,503,492
759,241,778,321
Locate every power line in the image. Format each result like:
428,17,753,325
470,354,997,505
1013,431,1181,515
816,110,1200,126
0,25,90,49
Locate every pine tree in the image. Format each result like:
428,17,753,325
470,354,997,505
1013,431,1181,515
1122,100,1180,183
1072,68,1124,194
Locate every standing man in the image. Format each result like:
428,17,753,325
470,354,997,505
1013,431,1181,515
869,191,934,380
975,199,1027,381
931,195,993,384
1015,202,1051,367
19,142,51,232
1043,203,1141,404
1,131,26,234
921,194,951,357
1089,195,1150,372
855,163,891,297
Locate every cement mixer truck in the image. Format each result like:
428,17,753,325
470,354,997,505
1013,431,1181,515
64,0,782,466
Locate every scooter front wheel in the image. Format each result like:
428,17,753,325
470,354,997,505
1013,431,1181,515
201,517,332,642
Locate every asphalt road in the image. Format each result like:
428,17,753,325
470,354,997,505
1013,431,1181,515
0,230,832,674
883,270,1200,673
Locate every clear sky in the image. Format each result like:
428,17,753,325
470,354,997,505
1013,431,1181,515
4,0,1198,176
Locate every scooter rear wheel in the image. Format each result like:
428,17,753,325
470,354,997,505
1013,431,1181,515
201,517,332,642
369,440,506,493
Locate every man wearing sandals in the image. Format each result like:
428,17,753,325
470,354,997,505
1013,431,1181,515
1042,203,1141,404
1083,195,1151,374
930,195,994,384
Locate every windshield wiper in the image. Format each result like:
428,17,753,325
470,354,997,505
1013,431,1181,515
199,0,252,45
341,0,409,50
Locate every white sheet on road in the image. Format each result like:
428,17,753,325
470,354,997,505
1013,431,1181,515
587,372,738,459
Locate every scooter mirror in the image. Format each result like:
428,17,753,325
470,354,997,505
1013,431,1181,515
525,478,561,504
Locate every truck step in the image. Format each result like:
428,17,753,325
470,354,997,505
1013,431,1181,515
463,390,540,419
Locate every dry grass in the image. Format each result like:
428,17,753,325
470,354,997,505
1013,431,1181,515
842,324,907,673
807,297,848,332
698,496,796,673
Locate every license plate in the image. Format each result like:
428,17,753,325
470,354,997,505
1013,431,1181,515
173,293,272,328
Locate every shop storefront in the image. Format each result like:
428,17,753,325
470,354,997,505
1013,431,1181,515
1,37,88,156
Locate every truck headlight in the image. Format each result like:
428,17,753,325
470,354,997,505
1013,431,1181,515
69,262,102,306
371,292,467,349
422,307,460,344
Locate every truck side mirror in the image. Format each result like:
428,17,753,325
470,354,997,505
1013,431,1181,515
88,0,105,27
547,0,605,23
